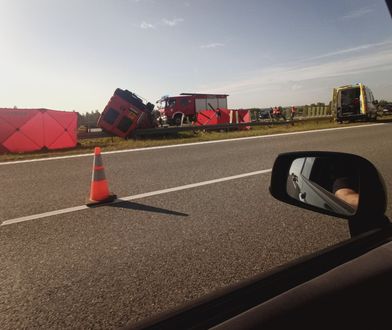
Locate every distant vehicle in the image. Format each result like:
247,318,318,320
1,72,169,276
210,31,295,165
258,108,272,120
331,83,381,123
157,93,229,125
382,103,392,114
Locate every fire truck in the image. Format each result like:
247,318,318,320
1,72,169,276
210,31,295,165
156,93,229,125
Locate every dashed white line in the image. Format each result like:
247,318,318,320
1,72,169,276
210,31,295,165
1,169,272,226
0,123,386,166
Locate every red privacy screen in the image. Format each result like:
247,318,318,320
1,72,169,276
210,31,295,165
0,108,77,153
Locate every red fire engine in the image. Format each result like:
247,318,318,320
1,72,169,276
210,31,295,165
157,93,229,125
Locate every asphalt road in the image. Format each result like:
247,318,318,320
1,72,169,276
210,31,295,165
1,123,391,329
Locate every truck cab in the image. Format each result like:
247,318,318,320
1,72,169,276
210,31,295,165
332,83,380,123
159,96,194,125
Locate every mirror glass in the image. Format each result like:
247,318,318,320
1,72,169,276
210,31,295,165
286,157,359,216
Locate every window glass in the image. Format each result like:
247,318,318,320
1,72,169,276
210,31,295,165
103,108,119,125
117,116,133,133
365,88,373,102
301,157,316,179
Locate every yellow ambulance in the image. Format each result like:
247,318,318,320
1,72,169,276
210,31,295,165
331,83,380,123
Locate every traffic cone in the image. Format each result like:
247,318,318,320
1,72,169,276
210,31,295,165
86,147,117,206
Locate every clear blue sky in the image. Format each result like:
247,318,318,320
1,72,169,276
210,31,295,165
1,0,391,112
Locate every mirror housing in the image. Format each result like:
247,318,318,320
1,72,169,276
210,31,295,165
270,152,388,236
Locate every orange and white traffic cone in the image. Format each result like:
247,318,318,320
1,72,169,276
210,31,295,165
86,147,117,206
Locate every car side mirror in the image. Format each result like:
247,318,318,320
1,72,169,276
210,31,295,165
270,152,389,236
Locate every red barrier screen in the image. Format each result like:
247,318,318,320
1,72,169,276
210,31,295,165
194,109,250,129
0,109,77,153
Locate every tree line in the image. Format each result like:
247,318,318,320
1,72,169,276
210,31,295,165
78,110,101,128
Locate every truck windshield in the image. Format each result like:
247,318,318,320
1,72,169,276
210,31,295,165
167,99,176,107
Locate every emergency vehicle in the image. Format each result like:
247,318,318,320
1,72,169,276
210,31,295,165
331,83,380,122
156,93,229,125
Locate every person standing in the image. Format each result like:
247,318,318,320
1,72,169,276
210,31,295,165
272,106,278,120
290,105,296,120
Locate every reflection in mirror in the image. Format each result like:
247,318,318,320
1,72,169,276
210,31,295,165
286,157,359,216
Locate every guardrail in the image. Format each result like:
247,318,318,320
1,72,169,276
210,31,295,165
77,130,113,139
132,116,332,137
78,115,333,140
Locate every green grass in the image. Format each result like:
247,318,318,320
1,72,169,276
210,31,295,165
0,117,386,162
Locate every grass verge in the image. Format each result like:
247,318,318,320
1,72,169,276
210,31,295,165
0,117,388,163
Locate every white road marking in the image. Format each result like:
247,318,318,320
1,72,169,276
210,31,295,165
1,169,272,226
0,123,386,166
1,205,89,226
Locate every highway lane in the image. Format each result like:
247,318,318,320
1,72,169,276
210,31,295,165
1,123,391,222
0,176,349,329
0,123,392,329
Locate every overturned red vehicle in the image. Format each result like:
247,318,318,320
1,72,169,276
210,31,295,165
0,108,77,154
97,89,157,138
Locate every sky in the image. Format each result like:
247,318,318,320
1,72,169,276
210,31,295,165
0,0,391,112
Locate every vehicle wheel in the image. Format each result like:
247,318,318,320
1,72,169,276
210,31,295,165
174,114,183,126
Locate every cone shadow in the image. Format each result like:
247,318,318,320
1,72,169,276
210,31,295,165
107,200,189,217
